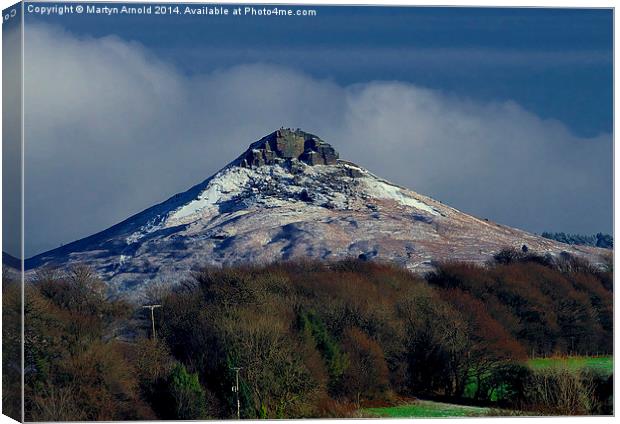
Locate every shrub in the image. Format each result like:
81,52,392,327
524,367,598,415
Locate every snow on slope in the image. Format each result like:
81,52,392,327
169,168,252,221
23,130,610,298
360,178,440,215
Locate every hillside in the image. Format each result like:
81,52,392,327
22,128,609,296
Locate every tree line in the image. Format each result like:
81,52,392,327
541,232,613,249
2,248,613,420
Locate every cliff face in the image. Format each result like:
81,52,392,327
236,128,339,167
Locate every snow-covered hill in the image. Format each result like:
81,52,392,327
24,129,609,296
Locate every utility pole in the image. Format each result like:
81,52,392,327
230,367,242,419
142,304,162,340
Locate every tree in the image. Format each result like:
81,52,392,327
397,284,469,396
298,311,347,395
341,328,389,406
3,268,22,420
221,312,317,418
595,233,613,249
541,232,613,250
23,267,151,421
440,289,526,400
168,363,207,419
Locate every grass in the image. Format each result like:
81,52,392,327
527,355,613,376
364,356,613,418
363,400,491,418
463,355,613,402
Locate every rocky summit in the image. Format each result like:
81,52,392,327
236,128,339,167
23,129,609,298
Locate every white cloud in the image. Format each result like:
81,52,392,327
21,24,612,257
3,24,23,258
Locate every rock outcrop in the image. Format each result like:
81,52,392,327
236,128,339,167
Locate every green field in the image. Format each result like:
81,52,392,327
363,400,491,418
462,356,613,401
527,356,613,376
363,357,613,418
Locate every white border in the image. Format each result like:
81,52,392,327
0,1,616,424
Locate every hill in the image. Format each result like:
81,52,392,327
22,128,610,296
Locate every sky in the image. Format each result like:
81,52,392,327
4,3,613,257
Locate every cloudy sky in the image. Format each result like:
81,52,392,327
7,5,614,257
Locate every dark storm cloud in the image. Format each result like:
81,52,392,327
21,24,612,257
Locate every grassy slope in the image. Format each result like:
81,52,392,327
527,356,613,376
363,400,490,418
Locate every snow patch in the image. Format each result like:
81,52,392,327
361,178,439,215
126,217,165,244
170,168,251,221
